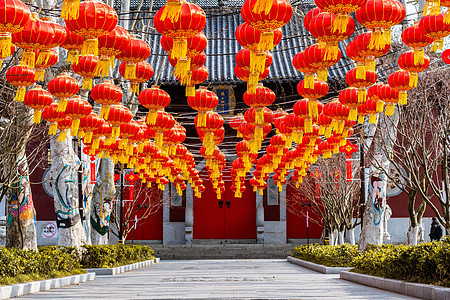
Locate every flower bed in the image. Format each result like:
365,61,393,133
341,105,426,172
292,244,360,267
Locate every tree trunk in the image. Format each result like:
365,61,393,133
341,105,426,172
329,230,335,246
407,224,420,246
91,158,115,244
4,104,37,250
81,144,93,245
49,134,86,247
348,228,356,245
338,230,345,245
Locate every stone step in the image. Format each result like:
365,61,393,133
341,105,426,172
146,244,295,260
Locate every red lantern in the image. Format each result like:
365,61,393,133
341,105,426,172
161,32,208,58
241,0,292,51
378,83,399,116
34,48,58,81
154,2,206,60
304,44,341,81
292,51,319,89
120,120,140,153
148,110,176,148
401,23,433,65
296,79,328,118
6,64,36,102
0,0,31,58
318,113,333,137
315,0,366,33
23,85,53,123
308,12,355,59
119,61,154,94
187,86,219,127
79,113,103,144
168,52,206,80
72,54,98,89
65,0,118,56
356,0,405,50
293,99,315,133
303,7,323,32
388,70,412,105
443,49,450,64
244,107,274,126
398,50,430,87
178,65,209,97
106,104,133,139
47,72,79,112
42,103,66,135
36,17,66,64
419,13,450,52
345,68,377,104
116,35,151,80
329,101,350,134
12,14,55,68
97,25,130,77
91,80,123,119
235,48,273,73
138,85,171,125
57,116,72,142
243,84,275,124
358,98,380,124
234,65,270,83
194,112,223,155
338,87,362,121
65,95,92,136
235,23,282,52
60,27,83,64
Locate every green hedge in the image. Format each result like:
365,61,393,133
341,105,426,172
353,238,450,287
80,245,154,268
293,244,360,267
0,246,83,284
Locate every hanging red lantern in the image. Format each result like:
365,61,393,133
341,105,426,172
92,121,112,149
106,104,133,139
138,85,171,125
243,84,275,124
147,110,176,148
401,23,433,65
169,52,206,83
57,116,72,142
187,86,219,127
177,65,209,97
47,72,79,112
60,27,83,64
119,61,154,94
154,2,206,60
303,7,323,32
318,112,333,137
443,49,450,64
329,101,350,134
23,85,53,123
338,87,362,121
34,48,58,81
388,70,412,105
244,107,274,126
234,65,270,83
116,35,151,80
419,13,450,52
42,103,66,135
0,0,31,58
293,99,315,133
398,50,430,87
235,48,273,73
345,68,377,104
120,120,140,153
12,14,55,68
72,54,98,89
315,0,366,33
79,113,103,144
195,112,224,155
161,32,208,58
65,95,92,136
378,83,399,116
304,44,341,81
35,17,66,63
296,78,328,118
91,80,123,119
355,0,405,50
235,22,282,52
65,0,117,57
357,98,379,124
308,12,355,60
241,0,292,51
97,25,130,77
292,51,319,89
6,64,36,102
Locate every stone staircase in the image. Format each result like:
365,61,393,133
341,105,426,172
146,244,295,260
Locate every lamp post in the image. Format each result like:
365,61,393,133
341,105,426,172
302,202,312,246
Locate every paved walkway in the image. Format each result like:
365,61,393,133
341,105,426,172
20,259,417,299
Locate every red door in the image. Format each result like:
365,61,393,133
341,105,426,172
193,166,256,240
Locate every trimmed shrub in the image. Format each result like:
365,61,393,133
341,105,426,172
292,244,360,267
80,245,154,268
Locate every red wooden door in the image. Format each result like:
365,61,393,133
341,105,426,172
193,166,256,240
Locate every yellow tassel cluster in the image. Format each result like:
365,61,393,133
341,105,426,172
67,50,79,64
14,87,26,102
33,110,42,124
409,73,418,88
21,50,35,68
348,108,358,121
61,0,80,20
81,38,98,57
413,48,425,65
423,0,441,16
385,103,395,116
398,91,407,105
71,118,81,136
258,31,275,51
356,63,366,80
171,39,188,60
0,33,12,58
250,51,266,74
82,78,93,90
369,30,385,51
58,130,68,142
308,100,318,118
332,14,349,34
317,68,328,81
160,0,182,22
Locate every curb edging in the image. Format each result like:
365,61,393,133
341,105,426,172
85,258,160,276
287,256,352,274
0,272,95,300
340,271,450,300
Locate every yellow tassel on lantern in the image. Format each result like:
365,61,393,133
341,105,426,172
21,50,35,68
48,123,58,135
423,0,441,16
61,0,80,20
255,108,264,125
409,73,418,88
356,62,366,80
444,9,450,24
348,108,358,121
160,0,182,22
131,83,140,95
171,39,188,60
175,58,190,80
252,0,273,14
317,68,328,81
365,58,376,71
248,72,259,86
250,51,266,74
112,126,120,139
430,39,444,52
358,115,365,124
71,118,81,136
32,110,42,124
81,38,98,56
186,85,195,97
84,131,93,144
385,103,395,116
100,105,110,119
325,126,332,138
399,91,407,105
318,126,325,136
155,132,163,148
58,130,68,142
95,56,112,77
376,100,385,113
413,48,425,65
255,126,264,142
332,13,349,34
35,69,45,81
14,87,26,102
78,130,85,138
82,78,93,90
323,151,332,159
305,118,313,133
369,114,377,124
124,62,136,80
358,88,367,104
325,43,339,61
369,30,385,51
258,31,275,51
0,33,12,58
304,75,314,89
337,121,345,134
57,99,68,112
308,100,319,118
384,28,392,45
66,50,78,64
147,111,158,125
36,50,51,66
